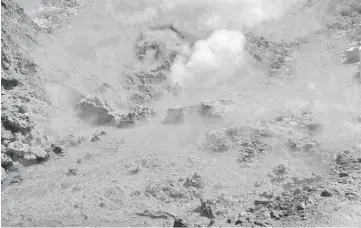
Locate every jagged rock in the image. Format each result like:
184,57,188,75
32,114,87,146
76,96,116,125
29,147,48,160
199,198,216,218
66,168,78,176
6,141,30,157
90,130,105,142
115,104,156,128
184,173,205,189
1,153,13,169
173,218,188,227
207,220,215,227
51,144,65,154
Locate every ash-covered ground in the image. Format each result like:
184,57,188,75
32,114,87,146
1,0,361,227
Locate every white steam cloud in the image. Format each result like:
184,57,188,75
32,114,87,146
103,0,306,88
170,29,246,87
155,0,305,88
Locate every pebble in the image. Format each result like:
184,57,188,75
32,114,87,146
338,172,349,178
173,218,187,227
321,190,333,197
51,144,65,154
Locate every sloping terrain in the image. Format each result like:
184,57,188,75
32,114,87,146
1,0,361,227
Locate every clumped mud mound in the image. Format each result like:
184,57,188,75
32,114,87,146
162,100,234,124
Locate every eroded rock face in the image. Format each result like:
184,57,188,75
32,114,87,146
76,96,116,125
162,100,233,124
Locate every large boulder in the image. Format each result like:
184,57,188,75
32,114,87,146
6,141,48,164
6,141,30,157
75,96,116,125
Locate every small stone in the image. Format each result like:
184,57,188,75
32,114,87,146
200,198,215,218
339,172,349,178
129,165,141,174
226,218,232,224
90,135,101,142
207,220,215,227
235,218,245,225
173,218,187,227
18,105,28,114
321,190,332,197
254,199,271,206
270,210,281,220
66,168,78,176
51,144,65,154
302,143,315,151
297,203,306,211
246,207,255,212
